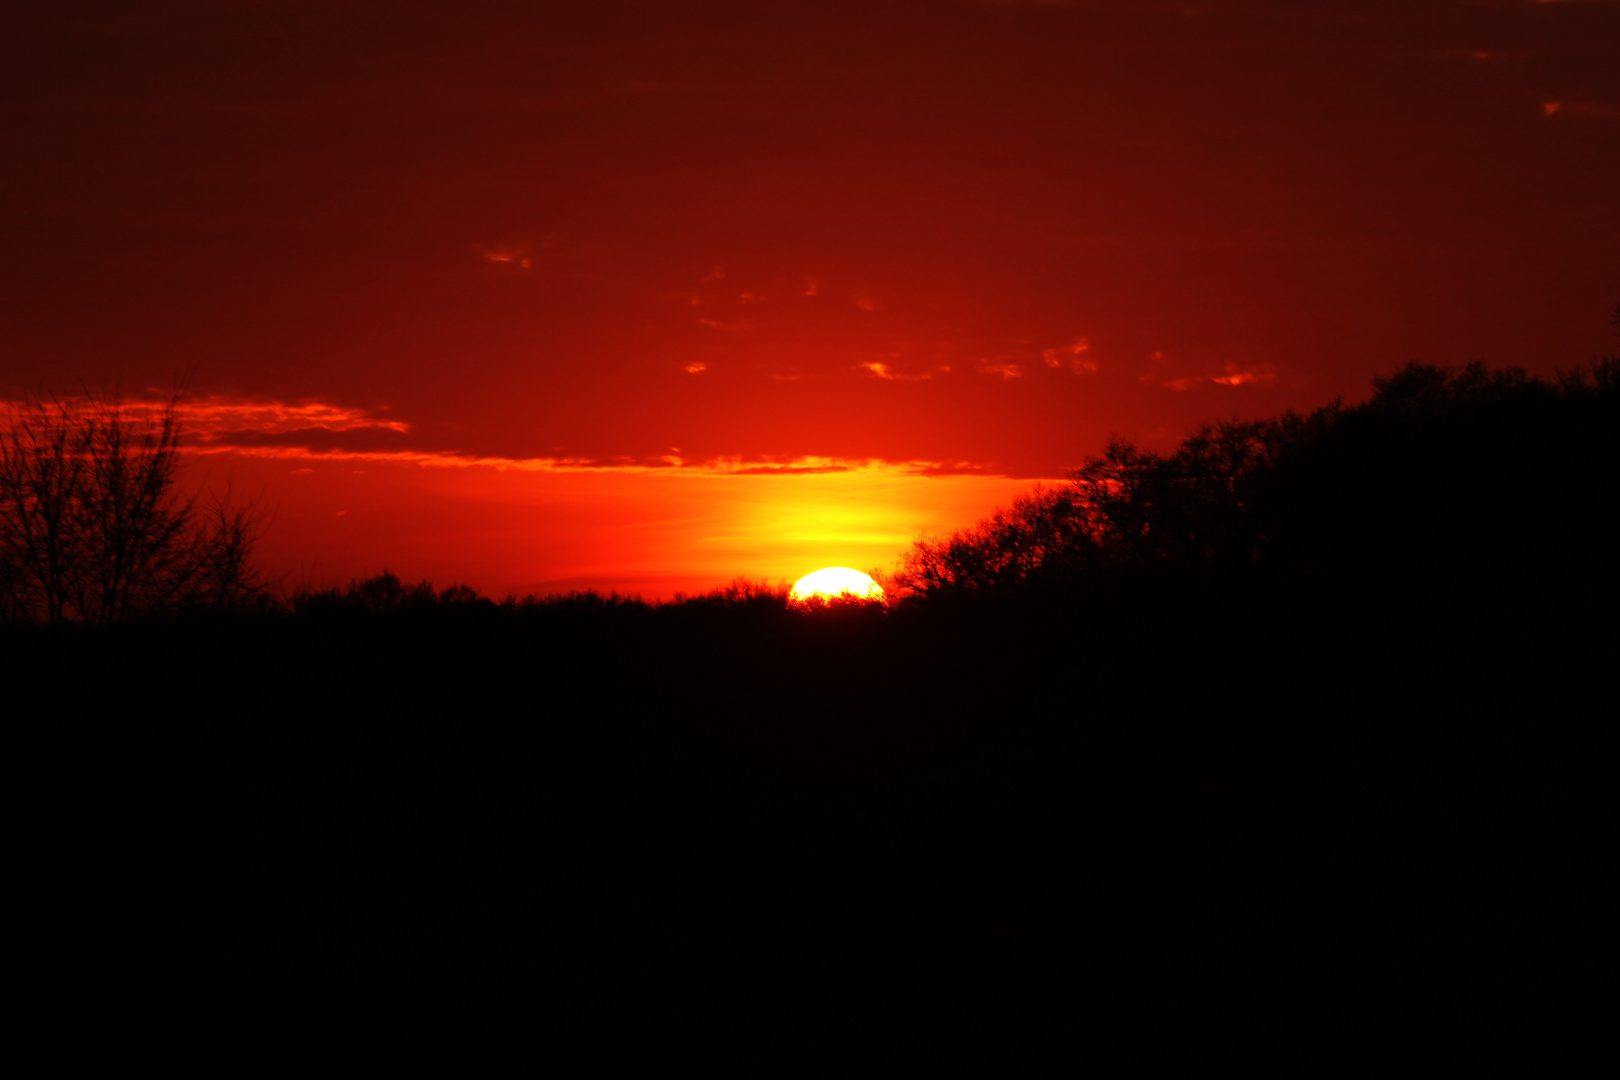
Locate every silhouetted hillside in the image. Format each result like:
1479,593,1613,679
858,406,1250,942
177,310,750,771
15,358,1615,1070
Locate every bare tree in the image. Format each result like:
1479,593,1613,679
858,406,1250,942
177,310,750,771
0,389,262,624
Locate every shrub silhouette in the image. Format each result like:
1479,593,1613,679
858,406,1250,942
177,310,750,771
289,571,495,616
0,389,263,624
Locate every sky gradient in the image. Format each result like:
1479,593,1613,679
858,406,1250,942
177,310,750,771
4,0,1616,596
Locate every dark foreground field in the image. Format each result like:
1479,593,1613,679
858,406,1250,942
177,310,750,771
27,584,1607,1069
17,361,1616,1071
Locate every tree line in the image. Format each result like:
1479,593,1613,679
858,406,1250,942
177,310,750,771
5,340,1616,627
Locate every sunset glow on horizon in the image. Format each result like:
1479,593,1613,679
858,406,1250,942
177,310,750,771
225,447,1043,600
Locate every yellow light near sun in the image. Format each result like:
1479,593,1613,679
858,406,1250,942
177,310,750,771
790,566,884,604
238,450,1047,601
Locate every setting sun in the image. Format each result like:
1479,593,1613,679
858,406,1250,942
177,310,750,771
789,567,885,606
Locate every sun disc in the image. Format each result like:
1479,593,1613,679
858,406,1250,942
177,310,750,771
790,566,884,605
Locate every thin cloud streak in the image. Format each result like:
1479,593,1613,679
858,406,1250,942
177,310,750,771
3,396,410,437
3,393,1028,479
1139,363,1277,391
189,442,1024,480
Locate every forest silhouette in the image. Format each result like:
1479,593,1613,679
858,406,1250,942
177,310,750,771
12,342,1616,1069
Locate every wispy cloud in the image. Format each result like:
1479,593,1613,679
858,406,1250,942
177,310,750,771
1042,338,1097,374
1140,361,1276,391
729,463,851,475
2,392,414,457
4,392,1023,481
479,245,532,268
1211,366,1273,386
978,362,1025,379
61,396,412,438
1543,100,1620,118
860,361,933,381
198,443,1020,480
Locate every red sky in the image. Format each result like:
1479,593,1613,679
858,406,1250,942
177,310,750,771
4,1,1617,597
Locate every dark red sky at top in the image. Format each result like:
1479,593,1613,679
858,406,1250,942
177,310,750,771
3,1,1617,595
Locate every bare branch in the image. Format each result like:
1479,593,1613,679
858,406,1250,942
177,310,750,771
0,387,264,624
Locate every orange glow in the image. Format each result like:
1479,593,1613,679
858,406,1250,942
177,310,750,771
790,567,884,606
195,448,1045,600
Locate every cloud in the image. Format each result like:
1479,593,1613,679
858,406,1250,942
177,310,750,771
204,427,415,454
1,392,414,458
904,460,1019,477
1211,366,1273,386
1042,338,1097,374
479,245,532,268
1140,362,1276,391
978,362,1025,379
194,437,1020,482
1543,100,1620,118
100,396,410,438
860,361,932,381
685,362,707,374
853,295,878,313
730,464,851,475
3,393,1032,483
1144,375,1201,391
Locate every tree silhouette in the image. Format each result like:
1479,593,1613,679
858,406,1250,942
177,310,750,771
892,485,1089,599
895,356,1618,604
0,390,262,624
893,420,1293,599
